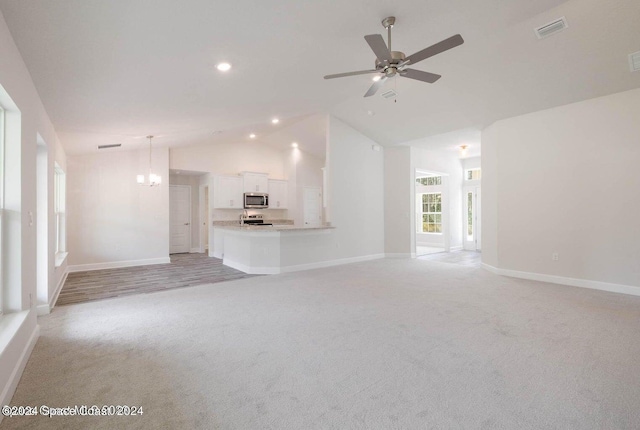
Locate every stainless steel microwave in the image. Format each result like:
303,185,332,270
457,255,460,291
244,193,269,209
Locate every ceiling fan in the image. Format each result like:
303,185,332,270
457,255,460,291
324,17,464,97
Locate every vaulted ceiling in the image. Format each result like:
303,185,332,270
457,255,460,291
0,0,638,155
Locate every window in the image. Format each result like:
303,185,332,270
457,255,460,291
54,163,66,260
416,176,442,186
466,168,481,181
467,191,473,239
420,193,442,233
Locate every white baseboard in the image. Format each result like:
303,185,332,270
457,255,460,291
67,257,171,273
224,258,280,275
190,248,201,253
385,253,414,259
0,314,39,418
280,254,386,274
224,254,386,275
482,263,640,297
450,245,464,251
37,269,69,315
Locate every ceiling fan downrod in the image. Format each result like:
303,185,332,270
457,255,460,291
382,16,395,54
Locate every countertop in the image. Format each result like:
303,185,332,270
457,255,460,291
213,224,334,232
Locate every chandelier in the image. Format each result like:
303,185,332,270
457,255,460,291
137,135,161,186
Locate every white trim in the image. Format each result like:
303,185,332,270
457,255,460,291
67,257,171,273
0,313,39,417
225,254,385,275
223,259,280,275
280,254,385,274
450,245,464,251
54,251,68,268
482,263,640,297
189,248,201,254
37,269,69,315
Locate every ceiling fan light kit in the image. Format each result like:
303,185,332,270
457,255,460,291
324,16,464,97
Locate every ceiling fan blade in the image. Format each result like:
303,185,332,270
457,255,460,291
405,34,464,66
364,76,387,97
400,68,442,83
364,34,391,63
324,69,380,79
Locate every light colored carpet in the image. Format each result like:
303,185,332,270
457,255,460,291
418,250,482,268
2,258,640,429
415,246,444,256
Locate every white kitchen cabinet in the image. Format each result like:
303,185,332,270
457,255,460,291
213,175,243,209
268,179,288,209
242,172,269,193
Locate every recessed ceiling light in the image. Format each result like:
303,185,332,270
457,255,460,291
249,133,256,139
272,118,280,124
291,142,298,148
372,75,381,82
216,62,231,72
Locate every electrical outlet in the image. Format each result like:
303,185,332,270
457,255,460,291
552,252,559,261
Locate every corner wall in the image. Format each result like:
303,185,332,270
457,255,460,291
326,116,384,260
384,147,412,256
482,88,640,291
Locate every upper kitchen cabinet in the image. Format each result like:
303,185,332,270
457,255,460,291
242,172,269,193
268,180,288,209
213,175,243,209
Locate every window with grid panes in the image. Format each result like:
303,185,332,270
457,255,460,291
420,193,442,233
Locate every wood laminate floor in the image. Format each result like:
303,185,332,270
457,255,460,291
57,253,258,306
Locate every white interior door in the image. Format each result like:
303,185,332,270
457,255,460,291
170,185,191,254
303,187,322,227
199,185,209,253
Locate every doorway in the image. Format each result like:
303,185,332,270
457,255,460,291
414,170,448,256
303,187,322,227
199,184,209,253
170,185,191,254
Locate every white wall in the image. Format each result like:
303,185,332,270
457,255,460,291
0,9,65,414
326,116,384,259
410,147,464,251
384,147,412,256
463,156,481,171
482,88,640,290
170,141,285,179
67,148,169,268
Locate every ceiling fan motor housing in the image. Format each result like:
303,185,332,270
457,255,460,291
375,51,406,69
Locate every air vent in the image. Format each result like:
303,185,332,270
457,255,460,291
534,17,568,39
629,51,640,72
381,89,397,99
97,144,122,149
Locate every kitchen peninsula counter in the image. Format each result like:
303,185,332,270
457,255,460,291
212,224,336,274
214,224,334,232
